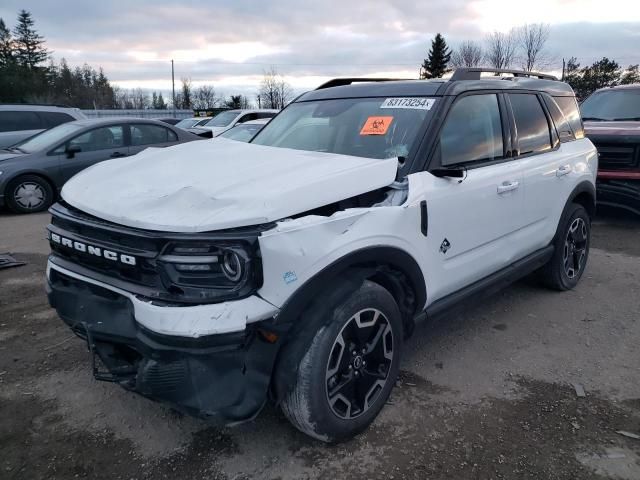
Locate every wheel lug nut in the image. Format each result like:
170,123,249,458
361,348,366,354
352,350,357,356
354,371,359,377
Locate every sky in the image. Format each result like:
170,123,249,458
1,0,639,99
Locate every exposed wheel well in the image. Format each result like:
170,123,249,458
270,247,426,402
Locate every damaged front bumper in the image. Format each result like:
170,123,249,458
46,260,286,424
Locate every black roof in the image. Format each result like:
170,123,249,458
298,68,575,102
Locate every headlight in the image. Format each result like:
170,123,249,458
221,250,243,282
157,242,259,302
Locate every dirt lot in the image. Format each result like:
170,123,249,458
1,209,639,480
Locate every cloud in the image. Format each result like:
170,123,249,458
0,0,638,97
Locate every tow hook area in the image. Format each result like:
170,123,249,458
76,322,138,386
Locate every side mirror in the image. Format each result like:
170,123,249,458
66,145,81,159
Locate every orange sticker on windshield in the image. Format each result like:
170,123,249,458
360,116,393,135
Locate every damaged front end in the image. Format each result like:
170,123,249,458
46,264,288,423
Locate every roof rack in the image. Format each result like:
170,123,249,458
449,68,557,81
315,78,412,90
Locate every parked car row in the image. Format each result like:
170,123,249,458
0,118,200,213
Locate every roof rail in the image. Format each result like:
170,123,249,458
450,68,557,81
0,102,75,108
315,78,411,90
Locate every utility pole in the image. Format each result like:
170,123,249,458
562,58,566,82
171,59,176,118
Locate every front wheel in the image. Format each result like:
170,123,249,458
5,174,54,214
540,203,591,290
280,280,403,443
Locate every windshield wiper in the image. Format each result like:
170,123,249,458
582,117,609,122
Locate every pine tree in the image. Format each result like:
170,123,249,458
420,33,451,79
156,92,167,109
0,18,14,66
12,10,48,68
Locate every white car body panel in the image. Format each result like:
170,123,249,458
519,138,598,252
61,138,399,232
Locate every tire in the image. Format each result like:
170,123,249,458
281,280,403,443
540,203,591,290
6,174,54,214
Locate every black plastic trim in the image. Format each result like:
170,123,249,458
426,245,554,319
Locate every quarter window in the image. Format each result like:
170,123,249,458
38,112,74,129
131,124,177,145
509,94,552,155
554,96,584,139
438,94,504,166
542,95,574,143
0,111,42,132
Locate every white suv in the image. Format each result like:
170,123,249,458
0,104,86,148
45,68,597,443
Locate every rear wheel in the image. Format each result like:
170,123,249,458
6,174,54,214
540,203,590,290
280,280,402,443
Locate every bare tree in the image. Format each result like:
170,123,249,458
258,67,293,109
516,23,551,71
193,84,217,109
131,88,149,109
484,30,517,70
450,40,484,68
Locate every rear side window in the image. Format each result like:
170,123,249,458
131,124,178,146
554,96,584,139
509,94,552,155
38,111,74,129
542,94,575,143
0,111,42,132
438,94,504,166
256,112,276,120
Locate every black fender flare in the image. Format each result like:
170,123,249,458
552,181,596,243
269,246,426,402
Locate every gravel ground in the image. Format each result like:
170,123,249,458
1,209,639,479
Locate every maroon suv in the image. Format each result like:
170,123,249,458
582,84,640,215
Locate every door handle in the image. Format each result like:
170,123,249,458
497,180,520,194
556,164,571,177
110,152,126,158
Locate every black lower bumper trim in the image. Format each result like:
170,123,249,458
597,178,640,215
47,265,289,424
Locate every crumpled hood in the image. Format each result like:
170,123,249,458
62,139,398,232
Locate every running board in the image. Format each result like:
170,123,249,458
424,245,554,319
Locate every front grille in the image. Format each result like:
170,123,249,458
593,142,639,170
48,202,265,304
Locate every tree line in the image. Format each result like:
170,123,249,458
420,25,640,99
0,10,294,110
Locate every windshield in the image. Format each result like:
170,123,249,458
205,111,240,127
251,97,435,159
252,97,435,158
13,122,84,153
175,118,199,128
581,89,640,121
219,124,264,142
